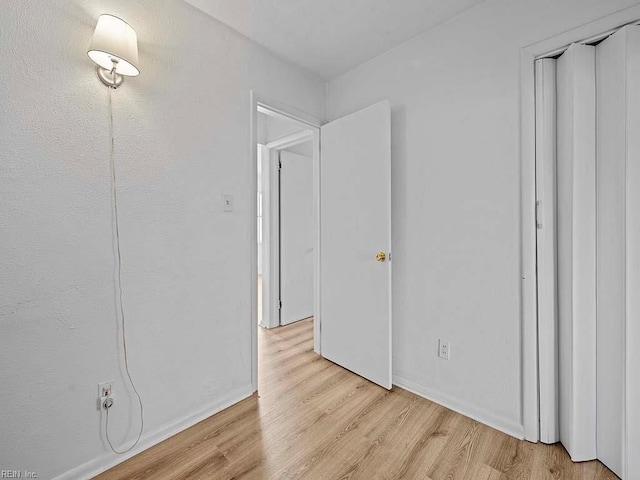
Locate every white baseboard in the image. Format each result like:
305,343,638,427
54,384,254,480
392,374,525,440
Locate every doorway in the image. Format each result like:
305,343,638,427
249,95,322,393
249,92,393,395
257,111,315,330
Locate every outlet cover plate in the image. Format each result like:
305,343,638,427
223,193,234,212
438,340,450,360
98,381,113,398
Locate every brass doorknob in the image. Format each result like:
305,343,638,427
376,252,386,262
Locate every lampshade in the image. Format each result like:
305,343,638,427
88,15,139,77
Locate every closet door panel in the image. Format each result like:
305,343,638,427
535,58,559,444
624,26,640,480
556,43,597,462
596,25,640,479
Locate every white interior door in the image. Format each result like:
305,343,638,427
280,151,314,325
320,100,392,389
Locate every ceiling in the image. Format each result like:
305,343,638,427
184,0,486,80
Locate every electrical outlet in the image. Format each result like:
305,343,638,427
223,193,234,212
438,340,450,360
98,381,113,398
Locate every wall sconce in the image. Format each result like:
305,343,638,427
88,14,139,89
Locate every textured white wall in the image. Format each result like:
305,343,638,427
0,1,324,479
326,0,639,436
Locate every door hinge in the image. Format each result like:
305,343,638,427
279,300,282,310
536,200,542,229
278,160,282,170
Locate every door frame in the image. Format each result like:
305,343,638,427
519,4,640,448
262,130,314,330
249,91,322,391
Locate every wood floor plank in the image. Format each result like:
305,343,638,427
95,319,618,480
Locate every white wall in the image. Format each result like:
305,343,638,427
259,111,305,143
258,112,313,156
0,1,324,479
326,0,639,435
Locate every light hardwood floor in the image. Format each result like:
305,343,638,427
96,319,617,480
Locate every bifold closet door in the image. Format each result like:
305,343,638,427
595,25,640,479
537,28,640,478
535,58,559,445
624,27,640,480
556,43,597,462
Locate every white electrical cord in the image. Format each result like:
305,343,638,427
105,86,145,455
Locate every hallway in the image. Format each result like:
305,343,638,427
96,319,616,479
